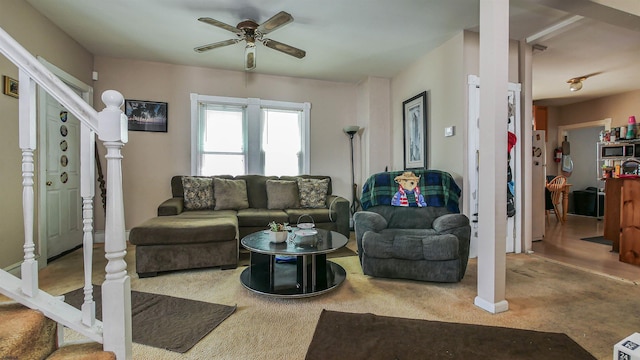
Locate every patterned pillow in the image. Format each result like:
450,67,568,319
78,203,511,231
213,178,249,210
266,180,300,209
181,176,214,210
297,178,329,208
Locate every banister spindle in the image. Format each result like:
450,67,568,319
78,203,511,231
19,70,38,297
80,123,96,326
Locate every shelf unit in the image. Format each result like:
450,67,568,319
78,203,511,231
596,142,607,219
596,139,640,219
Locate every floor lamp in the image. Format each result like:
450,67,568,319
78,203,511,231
344,125,362,216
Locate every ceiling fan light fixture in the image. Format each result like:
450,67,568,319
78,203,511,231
245,43,256,70
567,77,586,92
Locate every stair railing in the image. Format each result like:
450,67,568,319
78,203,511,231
0,25,132,359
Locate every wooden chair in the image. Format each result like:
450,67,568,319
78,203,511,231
546,175,567,223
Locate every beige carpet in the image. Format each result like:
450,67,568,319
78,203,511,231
29,239,640,360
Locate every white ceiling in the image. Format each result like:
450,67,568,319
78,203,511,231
24,0,640,106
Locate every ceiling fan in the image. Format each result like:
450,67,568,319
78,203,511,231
195,11,306,70
566,72,602,92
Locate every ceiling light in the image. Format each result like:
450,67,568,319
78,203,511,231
567,77,586,92
245,43,256,70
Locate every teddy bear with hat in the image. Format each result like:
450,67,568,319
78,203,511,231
391,171,427,207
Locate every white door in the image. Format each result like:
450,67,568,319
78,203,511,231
467,77,480,258
532,130,546,240
42,92,83,260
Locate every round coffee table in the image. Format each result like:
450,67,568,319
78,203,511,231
240,228,348,298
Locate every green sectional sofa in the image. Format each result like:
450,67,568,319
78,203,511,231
129,174,350,277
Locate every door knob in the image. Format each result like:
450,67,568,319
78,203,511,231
46,181,52,186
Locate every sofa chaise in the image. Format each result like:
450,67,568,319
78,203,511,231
129,174,349,277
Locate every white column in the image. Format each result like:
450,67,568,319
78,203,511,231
98,90,132,360
19,70,38,297
475,0,509,314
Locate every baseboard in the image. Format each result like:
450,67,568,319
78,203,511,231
474,296,509,314
94,230,105,243
48,245,82,263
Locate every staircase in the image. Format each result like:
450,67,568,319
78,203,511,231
0,302,114,359
0,24,132,360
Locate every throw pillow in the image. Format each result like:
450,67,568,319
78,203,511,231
266,180,300,209
213,178,249,210
297,178,329,208
181,176,214,210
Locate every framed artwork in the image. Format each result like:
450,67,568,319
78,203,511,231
125,99,168,132
402,91,427,169
3,75,18,98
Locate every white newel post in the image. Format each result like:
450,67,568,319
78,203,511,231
80,123,96,326
98,90,132,360
19,70,38,297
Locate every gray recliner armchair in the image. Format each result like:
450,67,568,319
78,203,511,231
354,170,471,283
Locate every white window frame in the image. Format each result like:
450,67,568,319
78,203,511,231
190,93,311,175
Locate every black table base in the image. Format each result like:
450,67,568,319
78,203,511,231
240,252,346,298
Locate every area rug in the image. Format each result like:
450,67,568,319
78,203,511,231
63,285,236,353
580,236,613,246
305,310,596,360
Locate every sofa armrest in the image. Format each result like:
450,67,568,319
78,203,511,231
157,197,184,216
432,213,471,265
326,195,350,237
432,213,470,233
353,211,388,262
354,211,388,235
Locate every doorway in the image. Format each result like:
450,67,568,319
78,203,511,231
467,75,522,257
37,57,93,266
556,118,610,216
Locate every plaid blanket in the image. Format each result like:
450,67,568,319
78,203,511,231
360,169,461,213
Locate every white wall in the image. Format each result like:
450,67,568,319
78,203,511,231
0,2,93,268
93,57,365,230
357,77,392,182
390,31,521,217
391,32,466,177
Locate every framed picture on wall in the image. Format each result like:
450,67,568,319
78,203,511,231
402,91,428,169
125,99,168,132
3,75,19,98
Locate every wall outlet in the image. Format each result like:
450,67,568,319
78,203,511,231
445,126,455,137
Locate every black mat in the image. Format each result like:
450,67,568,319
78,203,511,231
63,285,236,353
580,236,613,246
306,310,596,360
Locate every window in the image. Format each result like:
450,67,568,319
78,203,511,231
262,108,302,176
200,105,245,175
190,94,310,176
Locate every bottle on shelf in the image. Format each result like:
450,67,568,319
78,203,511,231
628,116,636,140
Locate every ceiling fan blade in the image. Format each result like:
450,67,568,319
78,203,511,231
194,39,241,53
198,17,242,34
257,11,293,34
262,38,306,59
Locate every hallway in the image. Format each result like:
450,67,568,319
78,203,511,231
531,215,639,283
